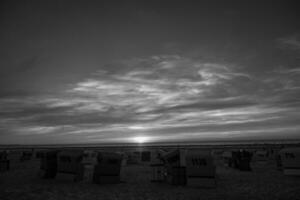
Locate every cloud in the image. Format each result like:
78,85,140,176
278,35,300,50
262,67,300,95
69,56,253,113
0,54,300,144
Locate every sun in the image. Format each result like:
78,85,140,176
132,136,149,143
128,125,147,130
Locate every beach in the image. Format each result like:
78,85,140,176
1,150,300,200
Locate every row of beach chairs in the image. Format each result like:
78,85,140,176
1,147,299,184
151,149,217,187
39,150,122,184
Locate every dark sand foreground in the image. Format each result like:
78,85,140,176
1,157,300,200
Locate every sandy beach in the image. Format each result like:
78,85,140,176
1,153,300,200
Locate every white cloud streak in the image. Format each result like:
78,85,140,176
1,55,299,144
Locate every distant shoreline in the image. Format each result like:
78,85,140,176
1,139,300,150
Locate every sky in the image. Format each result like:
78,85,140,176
0,0,300,144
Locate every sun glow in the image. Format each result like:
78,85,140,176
132,136,149,143
128,125,148,130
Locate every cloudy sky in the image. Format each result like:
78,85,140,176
0,0,300,144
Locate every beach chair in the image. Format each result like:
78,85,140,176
162,149,187,185
20,151,33,162
185,150,216,188
93,152,122,184
39,150,58,179
0,151,9,172
279,148,300,176
56,150,84,181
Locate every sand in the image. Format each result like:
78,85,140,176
1,157,300,200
